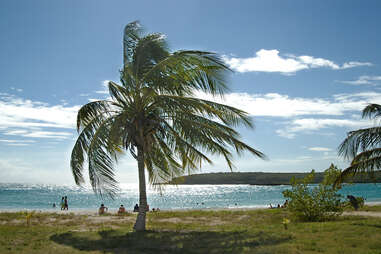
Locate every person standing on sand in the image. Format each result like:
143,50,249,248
64,196,68,210
60,197,65,210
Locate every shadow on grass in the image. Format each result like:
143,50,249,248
51,229,292,254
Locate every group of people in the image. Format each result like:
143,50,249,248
269,199,288,209
60,196,68,210
98,203,160,215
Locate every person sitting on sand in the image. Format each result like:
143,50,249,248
99,204,108,215
133,203,139,212
118,204,126,215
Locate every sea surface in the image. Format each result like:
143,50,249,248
0,183,381,211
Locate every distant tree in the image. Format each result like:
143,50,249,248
70,21,265,231
336,104,381,186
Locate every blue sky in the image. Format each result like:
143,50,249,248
1,0,381,184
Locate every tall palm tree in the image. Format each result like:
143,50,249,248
70,21,265,231
336,103,381,185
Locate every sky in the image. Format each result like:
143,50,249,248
1,0,381,185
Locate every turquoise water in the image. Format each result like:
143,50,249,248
0,183,381,211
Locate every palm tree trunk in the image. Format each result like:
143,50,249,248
133,145,148,231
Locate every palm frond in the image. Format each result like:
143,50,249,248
335,148,381,186
76,100,113,131
87,116,120,198
338,126,381,160
362,103,381,119
123,21,143,66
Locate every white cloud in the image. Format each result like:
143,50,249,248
276,118,370,139
0,139,36,146
0,94,79,140
195,91,381,117
196,90,381,138
223,49,372,74
338,75,381,86
308,147,332,152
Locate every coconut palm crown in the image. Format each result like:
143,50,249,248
336,103,381,185
70,21,265,231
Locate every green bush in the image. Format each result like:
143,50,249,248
283,164,343,222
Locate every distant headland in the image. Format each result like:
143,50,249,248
168,172,381,185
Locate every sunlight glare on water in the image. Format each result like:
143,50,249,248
0,183,380,211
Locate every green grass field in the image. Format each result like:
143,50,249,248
1,207,381,253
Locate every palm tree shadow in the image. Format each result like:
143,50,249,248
50,229,292,254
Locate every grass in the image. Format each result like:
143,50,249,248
0,206,381,253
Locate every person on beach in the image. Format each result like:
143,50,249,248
64,196,68,210
118,204,126,215
60,197,65,210
52,203,56,208
133,204,139,212
99,204,108,215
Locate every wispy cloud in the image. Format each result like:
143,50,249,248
338,75,381,86
196,91,381,118
276,118,370,139
10,87,23,92
0,94,79,140
0,139,36,146
196,91,381,138
308,147,332,152
223,49,372,74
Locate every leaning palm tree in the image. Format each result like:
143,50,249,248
70,21,265,231
336,103,381,185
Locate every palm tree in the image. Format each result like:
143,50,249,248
336,103,381,185
70,21,265,231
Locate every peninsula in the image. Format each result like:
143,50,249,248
168,172,381,185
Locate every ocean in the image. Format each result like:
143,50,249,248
1,183,381,211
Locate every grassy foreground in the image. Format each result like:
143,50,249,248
1,206,381,254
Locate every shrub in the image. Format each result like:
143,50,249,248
283,164,343,222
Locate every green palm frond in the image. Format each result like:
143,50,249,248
337,103,381,186
338,126,381,159
123,21,143,66
335,148,381,186
362,103,381,119
76,100,113,131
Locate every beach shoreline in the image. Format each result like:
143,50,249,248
1,201,381,215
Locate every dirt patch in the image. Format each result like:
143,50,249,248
343,211,381,218
155,216,226,226
237,215,250,220
85,215,136,224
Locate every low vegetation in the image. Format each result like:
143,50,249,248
283,165,343,222
1,207,381,253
